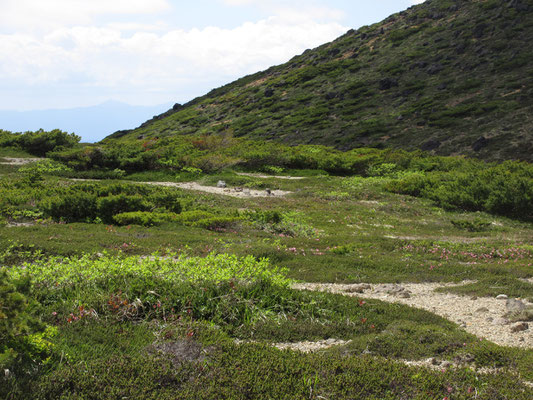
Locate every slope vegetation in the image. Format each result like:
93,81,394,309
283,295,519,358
108,0,533,161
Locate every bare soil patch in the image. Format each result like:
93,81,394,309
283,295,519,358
292,282,532,349
0,157,42,165
144,181,292,198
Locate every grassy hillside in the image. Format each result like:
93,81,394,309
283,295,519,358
107,0,533,162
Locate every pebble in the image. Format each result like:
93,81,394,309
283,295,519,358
492,318,509,326
345,284,371,293
496,294,508,300
510,322,529,333
506,299,526,312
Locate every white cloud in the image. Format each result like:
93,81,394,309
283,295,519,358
0,11,348,109
0,0,171,32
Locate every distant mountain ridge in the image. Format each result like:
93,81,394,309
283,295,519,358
106,0,533,161
0,101,172,143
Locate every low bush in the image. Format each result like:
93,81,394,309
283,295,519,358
0,269,52,394
113,211,180,226
243,210,317,237
0,129,80,157
451,218,492,232
191,216,241,230
43,192,99,223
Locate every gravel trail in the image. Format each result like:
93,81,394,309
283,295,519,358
292,281,532,348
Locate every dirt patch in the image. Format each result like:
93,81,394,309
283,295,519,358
144,181,292,198
235,338,350,353
292,282,533,349
67,179,292,198
148,339,210,366
0,157,42,165
6,222,35,228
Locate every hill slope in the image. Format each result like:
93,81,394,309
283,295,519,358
107,0,533,161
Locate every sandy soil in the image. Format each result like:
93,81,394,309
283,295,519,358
292,281,532,349
143,181,292,198
68,179,293,198
0,157,42,165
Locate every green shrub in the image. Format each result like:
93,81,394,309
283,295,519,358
451,218,492,232
0,269,51,388
97,194,150,224
43,192,98,223
192,217,241,230
148,192,183,213
175,210,216,224
0,129,80,157
113,211,180,226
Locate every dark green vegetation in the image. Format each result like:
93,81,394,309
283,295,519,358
0,129,80,157
1,147,532,398
105,0,533,161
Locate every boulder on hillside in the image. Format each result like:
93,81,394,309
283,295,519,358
379,78,399,90
472,136,489,152
421,140,441,151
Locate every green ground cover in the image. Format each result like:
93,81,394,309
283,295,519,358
1,150,532,399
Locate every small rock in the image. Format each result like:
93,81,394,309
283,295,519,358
429,357,440,366
379,77,398,91
345,284,371,293
454,353,475,364
441,361,452,369
217,180,227,188
486,317,494,322
492,318,509,326
472,136,489,152
398,292,411,299
265,188,272,196
496,294,508,300
476,307,489,313
420,140,441,151
506,299,526,312
510,322,529,333
427,63,443,75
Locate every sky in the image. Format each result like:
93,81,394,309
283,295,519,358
0,0,426,111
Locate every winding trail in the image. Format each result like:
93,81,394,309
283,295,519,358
292,281,532,349
143,181,292,198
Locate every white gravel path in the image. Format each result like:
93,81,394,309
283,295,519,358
0,157,43,165
144,181,292,198
68,179,292,198
291,282,532,349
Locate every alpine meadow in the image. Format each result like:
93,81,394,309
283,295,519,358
1,0,532,399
